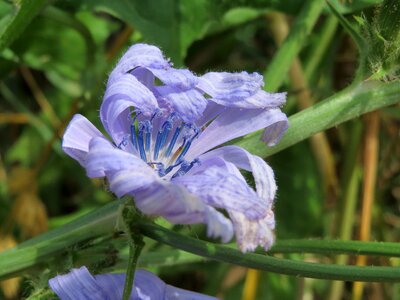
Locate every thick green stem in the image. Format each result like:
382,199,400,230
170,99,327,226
0,200,123,280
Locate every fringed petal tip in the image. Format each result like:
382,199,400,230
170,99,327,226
230,210,276,253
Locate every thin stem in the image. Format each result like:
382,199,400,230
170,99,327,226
138,221,400,282
122,206,145,300
263,0,325,92
353,111,380,300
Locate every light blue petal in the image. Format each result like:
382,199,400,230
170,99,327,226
187,108,288,159
174,157,268,220
93,273,126,299
200,146,276,207
198,71,285,109
108,44,170,85
165,284,217,300
132,179,207,224
48,266,109,300
261,115,289,146
49,268,217,300
156,86,207,122
101,73,159,141
62,114,105,167
151,68,198,91
198,71,263,100
85,137,151,178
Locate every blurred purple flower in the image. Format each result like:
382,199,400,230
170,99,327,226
49,266,216,300
62,44,288,252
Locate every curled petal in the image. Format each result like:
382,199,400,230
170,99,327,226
229,210,276,253
101,74,159,141
261,117,289,146
188,108,288,159
108,43,170,85
62,114,105,167
200,145,276,206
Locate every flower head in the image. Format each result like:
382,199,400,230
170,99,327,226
49,266,216,299
62,43,288,252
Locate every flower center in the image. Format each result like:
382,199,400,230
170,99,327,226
128,111,200,178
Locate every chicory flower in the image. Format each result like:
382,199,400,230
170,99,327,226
49,266,216,299
62,43,288,252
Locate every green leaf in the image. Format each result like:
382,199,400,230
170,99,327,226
263,0,326,92
0,0,49,52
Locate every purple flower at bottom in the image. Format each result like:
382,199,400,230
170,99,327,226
49,266,216,300
62,43,288,252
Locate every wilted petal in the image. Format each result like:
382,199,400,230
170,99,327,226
200,145,276,205
174,158,267,220
204,206,234,243
62,114,105,167
229,210,276,253
188,108,288,159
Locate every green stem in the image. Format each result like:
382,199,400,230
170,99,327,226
138,222,400,282
0,205,400,281
270,239,400,257
0,200,123,280
122,206,145,300
304,15,338,82
235,80,400,158
264,0,325,92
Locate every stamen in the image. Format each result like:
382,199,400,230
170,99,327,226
138,120,152,156
154,118,174,160
129,111,201,178
117,136,129,149
130,124,138,150
172,158,200,178
165,125,182,157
